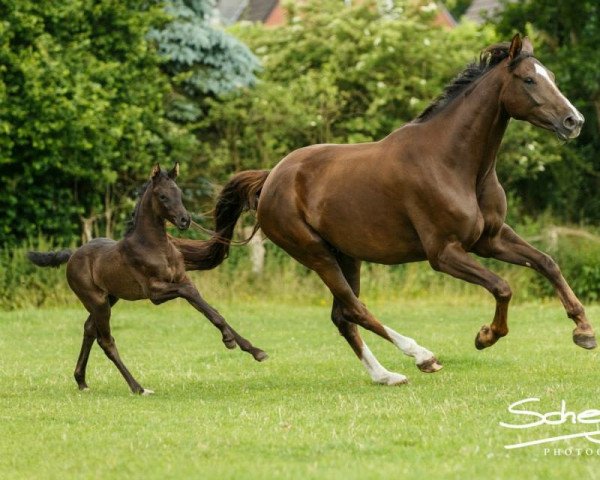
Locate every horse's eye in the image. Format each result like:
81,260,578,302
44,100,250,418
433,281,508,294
524,77,535,85
159,194,167,202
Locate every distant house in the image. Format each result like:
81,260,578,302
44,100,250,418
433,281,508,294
216,0,285,26
216,0,456,28
464,0,503,24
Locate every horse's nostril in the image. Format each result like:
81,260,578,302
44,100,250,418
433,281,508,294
563,114,581,131
563,116,575,130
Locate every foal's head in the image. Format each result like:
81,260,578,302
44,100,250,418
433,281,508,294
149,163,191,230
498,34,584,140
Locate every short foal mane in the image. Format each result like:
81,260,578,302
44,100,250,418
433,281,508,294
124,179,152,237
415,42,531,123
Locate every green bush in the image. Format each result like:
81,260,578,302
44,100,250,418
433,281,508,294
3,225,599,312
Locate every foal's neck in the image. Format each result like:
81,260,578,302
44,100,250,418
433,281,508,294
131,188,168,245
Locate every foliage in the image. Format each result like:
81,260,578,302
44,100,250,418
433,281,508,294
149,0,260,123
191,0,572,208
494,0,600,222
194,1,485,180
0,0,199,244
4,224,600,310
443,0,473,19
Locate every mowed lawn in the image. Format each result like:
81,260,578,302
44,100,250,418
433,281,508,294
1,297,599,479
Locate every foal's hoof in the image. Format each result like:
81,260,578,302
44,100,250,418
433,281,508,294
223,338,237,350
475,325,499,350
253,350,269,362
141,388,155,396
573,329,597,350
417,357,443,373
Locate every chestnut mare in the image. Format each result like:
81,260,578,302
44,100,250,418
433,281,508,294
28,164,266,395
173,35,596,385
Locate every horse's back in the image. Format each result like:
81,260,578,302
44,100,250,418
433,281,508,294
257,136,428,264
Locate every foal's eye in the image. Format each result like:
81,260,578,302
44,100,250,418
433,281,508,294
524,77,535,85
159,194,167,202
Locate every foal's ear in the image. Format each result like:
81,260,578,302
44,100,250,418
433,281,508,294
168,162,179,180
508,33,522,60
521,36,534,56
151,163,161,180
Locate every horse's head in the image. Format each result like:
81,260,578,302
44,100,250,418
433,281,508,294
150,163,191,230
499,34,584,140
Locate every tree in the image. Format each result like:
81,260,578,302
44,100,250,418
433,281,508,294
0,0,196,244
148,0,260,123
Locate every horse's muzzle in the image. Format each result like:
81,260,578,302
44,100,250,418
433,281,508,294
557,112,584,140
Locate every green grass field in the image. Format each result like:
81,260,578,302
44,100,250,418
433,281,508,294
1,296,599,479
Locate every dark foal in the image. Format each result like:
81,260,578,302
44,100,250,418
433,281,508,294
29,163,266,395
172,35,595,385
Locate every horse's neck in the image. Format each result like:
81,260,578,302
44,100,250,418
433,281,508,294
131,190,167,245
430,70,510,183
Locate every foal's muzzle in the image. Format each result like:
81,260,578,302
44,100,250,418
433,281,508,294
176,214,191,230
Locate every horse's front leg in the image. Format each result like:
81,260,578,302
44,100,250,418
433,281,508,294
427,240,513,349
474,224,596,350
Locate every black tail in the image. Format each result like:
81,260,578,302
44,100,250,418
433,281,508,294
27,249,73,268
171,170,270,271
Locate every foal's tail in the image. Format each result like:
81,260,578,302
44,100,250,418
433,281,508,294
171,170,270,271
27,249,73,268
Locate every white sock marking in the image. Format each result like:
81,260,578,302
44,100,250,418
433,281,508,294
360,342,407,385
383,325,434,365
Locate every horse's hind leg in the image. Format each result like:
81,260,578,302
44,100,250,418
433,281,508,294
271,224,441,382
74,316,96,390
332,254,408,385
74,295,118,391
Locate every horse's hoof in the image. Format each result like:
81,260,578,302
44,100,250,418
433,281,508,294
475,325,496,350
141,388,155,396
223,338,237,350
573,331,597,350
375,372,408,386
253,350,269,362
417,357,443,373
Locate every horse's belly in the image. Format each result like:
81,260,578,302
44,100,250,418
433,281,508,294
321,223,426,264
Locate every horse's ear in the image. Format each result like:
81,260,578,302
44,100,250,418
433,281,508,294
521,36,534,56
168,162,179,180
508,33,522,60
151,163,161,180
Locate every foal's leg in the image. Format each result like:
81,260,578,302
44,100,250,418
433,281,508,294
151,281,267,361
90,298,150,395
427,240,512,349
475,224,596,349
332,254,409,385
74,295,118,390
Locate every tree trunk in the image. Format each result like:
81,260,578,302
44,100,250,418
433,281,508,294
80,215,96,243
243,226,265,275
104,186,113,238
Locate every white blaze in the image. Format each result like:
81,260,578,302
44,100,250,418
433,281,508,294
534,63,583,122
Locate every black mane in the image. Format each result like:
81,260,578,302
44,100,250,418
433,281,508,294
415,42,530,122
